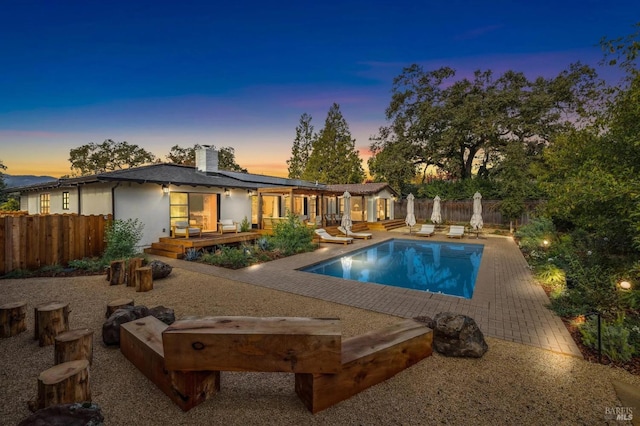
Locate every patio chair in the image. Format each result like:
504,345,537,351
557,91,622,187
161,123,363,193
337,226,372,240
447,225,465,239
314,229,353,245
415,224,435,237
172,221,202,239
217,219,239,234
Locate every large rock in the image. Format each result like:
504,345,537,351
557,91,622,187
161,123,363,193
149,305,175,325
414,312,488,358
102,305,150,345
19,402,103,425
148,260,172,279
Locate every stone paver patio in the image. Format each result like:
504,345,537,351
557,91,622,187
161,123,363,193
160,229,582,357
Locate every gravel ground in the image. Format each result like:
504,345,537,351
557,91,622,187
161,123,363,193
1,267,639,426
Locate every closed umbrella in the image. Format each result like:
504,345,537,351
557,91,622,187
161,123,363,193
470,192,483,235
431,195,442,224
340,191,353,233
405,193,416,233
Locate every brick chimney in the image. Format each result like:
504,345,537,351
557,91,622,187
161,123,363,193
195,146,218,172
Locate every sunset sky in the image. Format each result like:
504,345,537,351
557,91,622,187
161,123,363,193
1,1,637,178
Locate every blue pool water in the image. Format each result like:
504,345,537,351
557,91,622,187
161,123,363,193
301,239,483,299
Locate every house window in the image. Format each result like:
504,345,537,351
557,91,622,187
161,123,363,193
62,192,70,210
40,193,50,214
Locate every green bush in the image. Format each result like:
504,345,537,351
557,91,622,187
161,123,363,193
184,248,202,262
201,246,252,269
515,217,556,255
239,216,251,232
103,218,144,262
68,257,108,272
271,212,316,256
579,314,635,362
534,263,566,296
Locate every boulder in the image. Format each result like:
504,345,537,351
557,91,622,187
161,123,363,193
414,312,488,358
149,305,175,325
19,402,103,426
102,305,150,346
148,260,172,280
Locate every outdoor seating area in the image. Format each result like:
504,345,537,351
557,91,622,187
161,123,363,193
217,219,239,234
447,225,466,238
314,228,353,245
337,226,372,239
171,221,202,239
415,224,435,237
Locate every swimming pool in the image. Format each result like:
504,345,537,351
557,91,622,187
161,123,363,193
301,239,483,299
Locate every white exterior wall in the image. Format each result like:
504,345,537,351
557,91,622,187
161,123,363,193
79,184,113,215
220,188,252,225
113,182,170,248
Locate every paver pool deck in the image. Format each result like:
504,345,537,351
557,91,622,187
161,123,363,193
160,229,582,357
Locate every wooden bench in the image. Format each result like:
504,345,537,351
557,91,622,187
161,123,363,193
120,316,220,411
162,316,342,373
294,319,433,413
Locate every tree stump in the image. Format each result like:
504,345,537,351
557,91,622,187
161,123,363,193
54,328,94,365
35,302,70,347
136,267,153,292
0,301,27,338
109,260,126,285
36,359,91,410
105,298,135,318
127,258,144,287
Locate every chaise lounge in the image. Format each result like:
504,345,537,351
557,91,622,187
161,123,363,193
172,221,202,239
315,229,353,245
415,224,435,237
337,226,372,239
447,225,465,239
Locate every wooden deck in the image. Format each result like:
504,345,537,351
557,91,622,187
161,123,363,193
144,231,261,259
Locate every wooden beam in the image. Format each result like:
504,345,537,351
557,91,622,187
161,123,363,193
120,316,220,412
295,319,433,413
162,316,341,373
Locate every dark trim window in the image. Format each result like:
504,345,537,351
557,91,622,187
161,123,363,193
62,192,70,210
40,193,50,214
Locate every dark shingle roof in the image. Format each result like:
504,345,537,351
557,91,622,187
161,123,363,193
5,163,328,192
326,183,398,196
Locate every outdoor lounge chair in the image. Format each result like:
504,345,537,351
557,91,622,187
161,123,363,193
415,224,435,237
337,226,372,239
314,228,353,245
447,225,465,239
172,221,202,239
217,219,239,234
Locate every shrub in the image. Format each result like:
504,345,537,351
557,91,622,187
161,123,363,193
515,217,556,255
534,263,566,296
201,246,252,269
103,218,144,262
184,248,202,262
68,257,108,272
239,216,251,232
579,314,635,362
256,236,272,251
271,212,315,256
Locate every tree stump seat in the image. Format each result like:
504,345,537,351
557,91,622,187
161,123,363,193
135,267,153,292
34,302,70,347
0,301,27,338
54,328,94,365
105,298,134,318
36,359,91,410
294,319,433,413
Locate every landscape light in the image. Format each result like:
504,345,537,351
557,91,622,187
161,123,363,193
224,188,230,197
162,184,169,195
619,281,632,290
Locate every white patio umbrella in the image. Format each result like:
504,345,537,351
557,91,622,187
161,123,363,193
431,195,442,224
470,192,483,232
340,191,353,233
405,193,416,233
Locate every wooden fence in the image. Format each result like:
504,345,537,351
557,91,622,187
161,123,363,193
394,199,543,227
0,214,112,275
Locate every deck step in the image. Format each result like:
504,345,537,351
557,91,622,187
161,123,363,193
150,242,185,253
144,248,183,259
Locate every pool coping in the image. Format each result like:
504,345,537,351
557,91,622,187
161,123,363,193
157,229,582,357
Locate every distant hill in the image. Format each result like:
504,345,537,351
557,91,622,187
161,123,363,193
3,174,57,189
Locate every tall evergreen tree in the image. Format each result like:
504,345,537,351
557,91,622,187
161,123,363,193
302,103,365,184
286,113,314,179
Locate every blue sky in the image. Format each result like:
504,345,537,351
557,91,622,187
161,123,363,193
1,1,638,177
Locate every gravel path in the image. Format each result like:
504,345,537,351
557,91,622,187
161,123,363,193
1,267,638,425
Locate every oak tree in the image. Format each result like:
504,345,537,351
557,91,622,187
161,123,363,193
68,139,156,176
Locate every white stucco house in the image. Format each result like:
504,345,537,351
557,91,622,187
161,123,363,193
8,148,398,248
